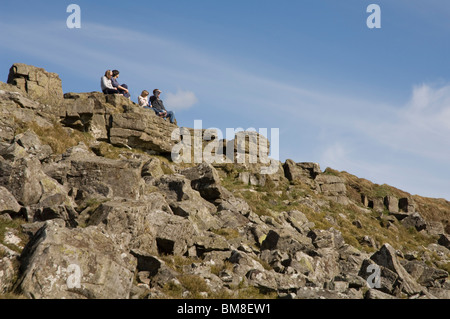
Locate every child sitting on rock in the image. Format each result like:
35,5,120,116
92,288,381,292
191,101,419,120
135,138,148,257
138,90,151,109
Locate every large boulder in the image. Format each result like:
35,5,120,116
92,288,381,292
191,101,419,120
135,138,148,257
154,174,220,230
402,260,448,288
0,156,44,206
110,111,177,154
56,144,144,200
180,162,231,204
7,63,63,107
0,186,21,215
16,220,137,299
401,212,427,232
315,174,349,205
368,243,423,296
88,195,198,256
283,160,321,187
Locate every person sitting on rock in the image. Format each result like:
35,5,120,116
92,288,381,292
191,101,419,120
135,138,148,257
100,70,119,94
138,90,151,109
111,70,130,99
150,89,176,124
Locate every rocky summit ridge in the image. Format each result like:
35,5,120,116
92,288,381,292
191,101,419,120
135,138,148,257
0,63,449,299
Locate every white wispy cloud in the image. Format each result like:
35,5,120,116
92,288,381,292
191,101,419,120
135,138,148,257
164,89,198,111
360,83,450,162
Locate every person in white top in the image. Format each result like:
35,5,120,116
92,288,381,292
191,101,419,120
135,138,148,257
138,90,151,108
100,70,118,94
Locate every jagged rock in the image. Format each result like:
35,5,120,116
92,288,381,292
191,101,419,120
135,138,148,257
180,162,230,203
315,174,349,205
291,251,315,275
155,174,220,230
308,228,344,250
260,229,314,255
0,243,20,294
130,250,179,288
401,212,427,231
141,157,164,181
110,111,177,154
218,195,252,216
359,258,399,294
310,248,341,283
0,89,54,145
88,195,197,256
0,156,44,206
280,210,314,235
283,160,321,186
14,130,52,161
368,243,423,296
402,260,449,287
0,186,21,215
17,220,136,299
425,221,445,236
7,63,63,107
338,245,366,277
308,229,335,249
60,145,144,200
215,209,249,231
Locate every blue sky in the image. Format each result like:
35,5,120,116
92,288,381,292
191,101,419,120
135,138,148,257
1,0,450,200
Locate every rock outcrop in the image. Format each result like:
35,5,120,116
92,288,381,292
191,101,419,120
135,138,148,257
0,64,448,300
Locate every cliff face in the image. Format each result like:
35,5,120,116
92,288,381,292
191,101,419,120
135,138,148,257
0,64,448,299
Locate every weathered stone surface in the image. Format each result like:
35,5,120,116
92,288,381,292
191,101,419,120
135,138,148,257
369,244,423,296
0,243,20,294
401,212,427,232
0,156,44,206
7,63,63,107
399,197,416,213
59,144,143,200
283,160,321,186
402,260,448,287
384,196,399,213
425,221,445,236
14,130,52,161
155,174,220,230
110,111,177,154
261,229,314,255
181,162,230,203
88,195,197,256
0,186,21,214
130,250,179,288
17,220,136,299
315,174,349,205
371,198,385,213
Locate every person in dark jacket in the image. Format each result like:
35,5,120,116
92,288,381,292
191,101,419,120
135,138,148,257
150,89,176,124
111,70,130,98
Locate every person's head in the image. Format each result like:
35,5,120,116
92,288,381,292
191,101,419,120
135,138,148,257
104,70,112,78
112,70,120,78
153,89,161,97
141,90,149,97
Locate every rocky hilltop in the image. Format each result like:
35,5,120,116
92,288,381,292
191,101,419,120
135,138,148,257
0,64,449,299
